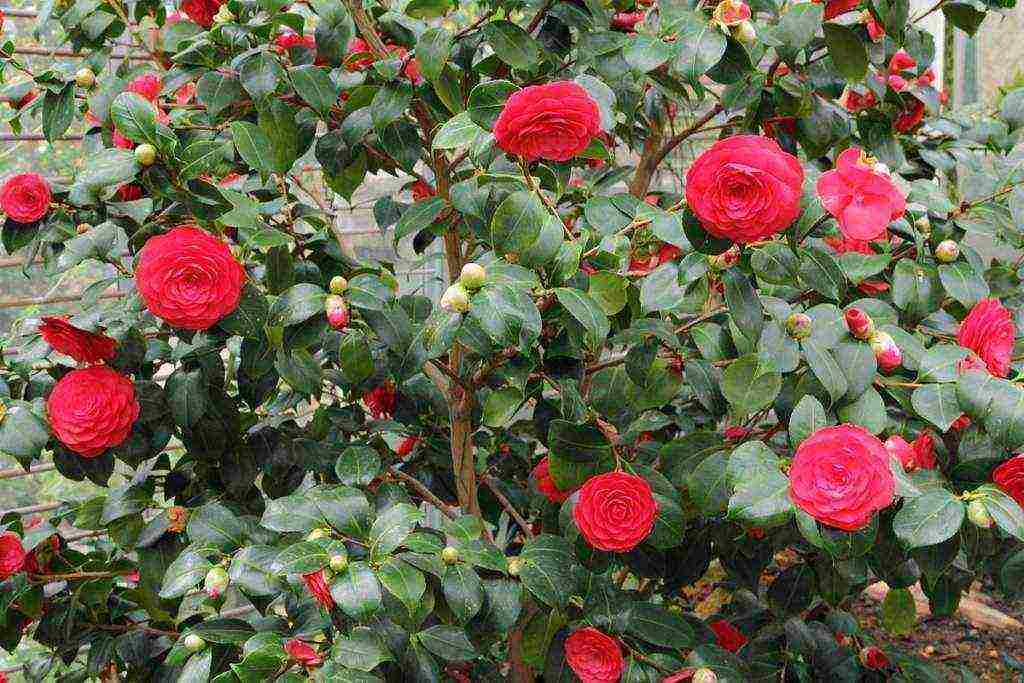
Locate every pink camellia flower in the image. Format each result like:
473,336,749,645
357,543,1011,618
1,173,51,224
573,471,657,552
894,98,925,133
284,639,323,667
789,424,895,530
870,330,902,372
275,30,316,52
887,74,908,92
564,627,624,683
888,49,917,74
838,87,877,113
0,532,26,580
957,298,1015,378
493,81,602,162
994,455,1024,509
128,73,162,102
817,147,906,241
113,130,135,150
713,0,751,27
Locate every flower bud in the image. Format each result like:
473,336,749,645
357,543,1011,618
934,239,959,263
213,4,235,23
183,634,206,652
869,331,902,373
134,143,157,166
732,20,756,43
967,499,993,528
459,262,486,290
786,312,812,340
325,297,350,331
859,646,889,670
440,283,471,313
441,546,460,565
74,67,95,89
76,222,91,234
306,527,330,542
507,557,523,576
708,245,740,270
914,215,931,234
693,669,718,683
204,566,229,599
844,307,875,341
329,554,348,572
167,505,188,533
329,275,348,294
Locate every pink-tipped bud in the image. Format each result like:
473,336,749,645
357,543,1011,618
325,295,349,330
870,331,902,373
786,312,812,340
844,307,875,340
693,669,719,683
934,240,959,263
204,566,229,599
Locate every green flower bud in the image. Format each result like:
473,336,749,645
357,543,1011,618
204,566,229,599
329,554,348,572
693,668,718,683
507,557,523,576
459,263,486,290
329,275,348,294
183,634,206,652
74,67,95,89
440,283,471,313
134,143,157,166
934,240,959,263
441,546,460,565
967,499,993,528
786,312,812,340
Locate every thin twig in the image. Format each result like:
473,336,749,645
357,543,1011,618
387,466,460,519
482,475,534,539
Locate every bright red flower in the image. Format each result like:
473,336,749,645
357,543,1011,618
493,81,602,162
563,627,624,683
710,619,748,653
47,365,139,457
788,424,895,531
685,135,804,244
838,87,878,113
957,298,1015,378
180,0,222,27
363,381,397,419
817,147,906,241
1,173,51,224
39,317,117,364
275,30,316,52
127,73,162,102
302,570,335,610
0,532,26,580
949,414,971,432
573,471,657,552
860,646,890,670
994,455,1024,509
894,98,925,133
395,435,419,458
867,17,885,41
410,180,435,201
821,0,859,19
531,457,574,503
117,184,143,201
284,639,323,667
888,49,917,73
136,225,245,330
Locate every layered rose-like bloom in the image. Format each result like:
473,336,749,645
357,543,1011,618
817,148,906,241
180,0,222,27
39,317,117,364
0,532,26,580
860,646,890,670
713,0,750,26
531,457,574,503
563,627,624,683
493,81,602,162
887,74,908,92
302,570,335,610
1,173,51,224
957,298,1015,378
611,10,645,30
127,73,162,102
993,455,1024,509
47,365,140,457
394,435,419,458
136,226,245,330
894,98,925,133
838,87,878,113
284,639,323,667
363,381,397,419
573,471,657,551
710,619,748,653
788,424,895,531
844,307,875,340
685,135,804,244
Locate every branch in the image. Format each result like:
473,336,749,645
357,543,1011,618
949,180,1024,218
429,359,475,395
388,465,460,519
339,0,390,58
482,475,534,539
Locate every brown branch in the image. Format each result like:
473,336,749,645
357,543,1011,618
482,475,534,539
339,0,390,59
631,104,724,198
949,180,1024,218
388,465,460,519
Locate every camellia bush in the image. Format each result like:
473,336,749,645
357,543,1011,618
4,0,1024,678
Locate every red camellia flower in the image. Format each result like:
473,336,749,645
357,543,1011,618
493,81,602,162
573,471,657,552
180,0,222,27
563,627,624,683
117,183,143,201
275,30,316,52
363,381,397,419
1,173,51,224
531,457,574,503
888,49,917,74
912,432,935,470
817,147,906,241
284,639,323,667
820,0,859,19
710,620,748,653
684,135,804,244
0,532,26,580
860,646,890,670
39,317,117,364
838,87,878,113
302,570,336,610
993,455,1024,509
47,365,140,457
893,98,925,133
136,225,245,330
410,180,435,201
788,424,895,531
394,435,419,458
957,298,1015,378
127,73,162,102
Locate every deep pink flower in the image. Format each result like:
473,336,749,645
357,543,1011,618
493,81,601,162
817,147,906,240
958,298,1015,378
